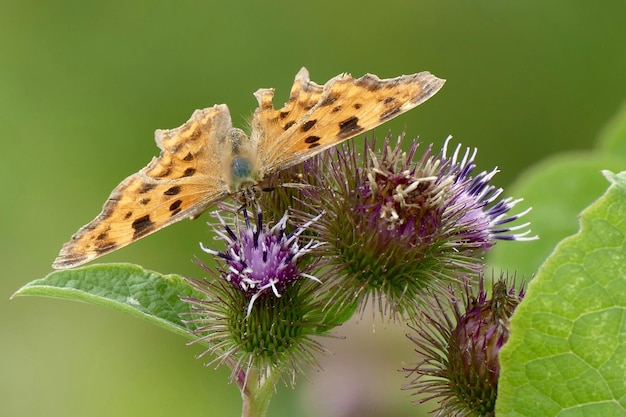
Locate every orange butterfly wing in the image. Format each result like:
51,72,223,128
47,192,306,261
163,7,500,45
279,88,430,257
53,105,232,269
251,67,445,176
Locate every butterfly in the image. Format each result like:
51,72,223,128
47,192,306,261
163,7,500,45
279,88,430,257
53,67,445,269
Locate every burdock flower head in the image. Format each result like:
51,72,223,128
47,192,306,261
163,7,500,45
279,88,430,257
182,208,327,387
403,274,525,416
296,133,535,319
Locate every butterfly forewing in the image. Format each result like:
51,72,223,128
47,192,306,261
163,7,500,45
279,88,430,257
249,68,324,155
53,106,232,269
251,68,445,176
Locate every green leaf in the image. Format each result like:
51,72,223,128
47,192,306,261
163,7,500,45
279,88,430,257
13,263,203,339
496,171,626,416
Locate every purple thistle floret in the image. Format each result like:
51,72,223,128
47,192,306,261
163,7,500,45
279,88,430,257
200,209,323,316
360,135,535,251
439,137,536,246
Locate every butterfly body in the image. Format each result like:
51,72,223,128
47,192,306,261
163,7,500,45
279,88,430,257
230,156,256,188
220,127,260,192
53,67,445,269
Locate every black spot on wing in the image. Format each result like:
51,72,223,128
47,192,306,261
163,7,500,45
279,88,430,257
304,136,321,144
337,116,363,139
164,186,181,196
353,103,362,109
283,120,296,131
308,142,321,149
131,215,155,238
183,168,195,177
280,111,290,119
140,198,151,205
183,152,194,161
169,200,183,216
301,120,317,132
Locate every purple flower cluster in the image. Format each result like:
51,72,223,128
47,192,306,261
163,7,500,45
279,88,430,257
184,132,534,406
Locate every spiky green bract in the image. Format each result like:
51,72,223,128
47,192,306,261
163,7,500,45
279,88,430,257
183,277,327,388
403,274,525,416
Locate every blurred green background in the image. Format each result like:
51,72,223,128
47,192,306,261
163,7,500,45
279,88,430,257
2,1,625,416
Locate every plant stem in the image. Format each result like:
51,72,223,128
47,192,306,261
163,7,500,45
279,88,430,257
239,367,278,417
